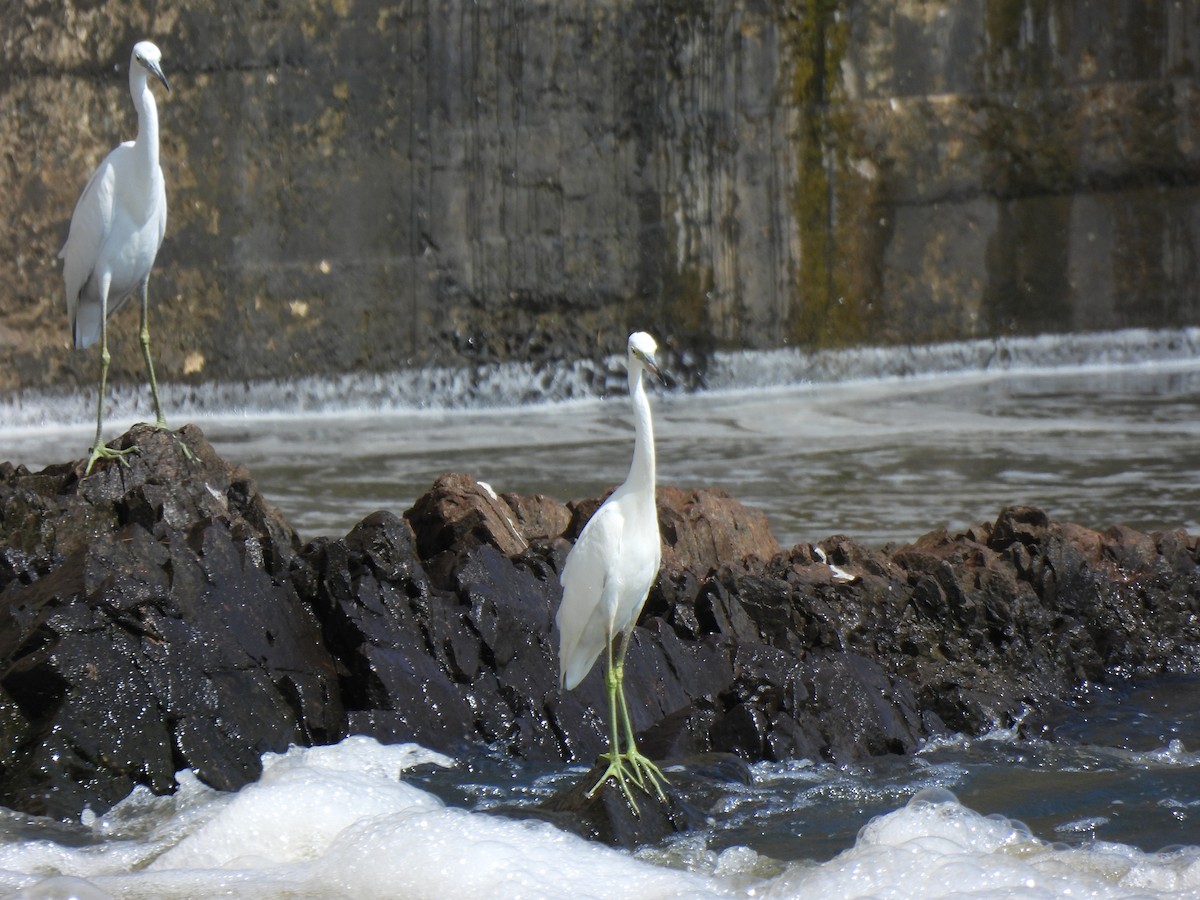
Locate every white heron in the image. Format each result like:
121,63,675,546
60,41,171,474
556,331,668,810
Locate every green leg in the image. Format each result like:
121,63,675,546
585,630,670,812
138,278,167,429
138,278,193,462
613,632,669,801
586,633,641,811
85,287,137,475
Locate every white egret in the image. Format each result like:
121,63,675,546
60,41,171,474
556,331,668,810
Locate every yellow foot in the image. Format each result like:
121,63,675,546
85,442,139,475
170,429,196,463
624,746,669,803
586,750,670,814
587,752,643,813
150,420,196,463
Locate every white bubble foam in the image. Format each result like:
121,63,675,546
2,742,1200,900
763,790,1200,899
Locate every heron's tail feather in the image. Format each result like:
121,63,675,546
72,303,102,350
560,653,600,692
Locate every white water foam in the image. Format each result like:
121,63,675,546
1,739,1199,899
703,327,1200,391
6,327,1200,430
765,788,1200,899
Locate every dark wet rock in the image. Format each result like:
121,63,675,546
0,426,341,819
530,759,701,850
293,508,570,759
3,435,1200,849
516,751,753,849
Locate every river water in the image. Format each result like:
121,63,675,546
1,329,1199,897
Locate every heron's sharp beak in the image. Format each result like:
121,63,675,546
148,62,170,93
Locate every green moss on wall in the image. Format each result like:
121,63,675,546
985,0,1033,51
662,259,714,342
780,0,876,349
983,0,1068,90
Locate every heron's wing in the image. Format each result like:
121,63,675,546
556,503,625,690
154,165,167,247
60,151,120,349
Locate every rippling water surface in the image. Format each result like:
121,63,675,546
8,351,1200,549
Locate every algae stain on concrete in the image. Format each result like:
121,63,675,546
663,255,715,347
781,0,875,349
985,196,1073,334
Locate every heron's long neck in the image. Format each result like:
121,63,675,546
130,71,160,170
626,366,656,496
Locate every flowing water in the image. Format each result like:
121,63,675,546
1,329,1200,897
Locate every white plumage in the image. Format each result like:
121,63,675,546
556,331,668,808
557,498,662,690
60,41,171,472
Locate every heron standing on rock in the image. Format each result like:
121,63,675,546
60,41,171,474
556,331,669,811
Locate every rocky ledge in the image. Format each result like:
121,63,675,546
1,425,1198,840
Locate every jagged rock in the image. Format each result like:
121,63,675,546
500,490,571,543
657,485,782,574
403,473,531,587
406,474,782,583
0,426,341,819
292,509,569,758
2,433,1199,851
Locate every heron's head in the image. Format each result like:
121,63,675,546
132,41,170,93
627,331,662,381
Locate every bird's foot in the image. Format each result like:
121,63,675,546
623,746,669,803
587,751,644,814
586,749,669,813
85,442,139,475
170,431,196,463
149,419,196,463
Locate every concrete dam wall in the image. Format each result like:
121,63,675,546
2,1,1198,392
